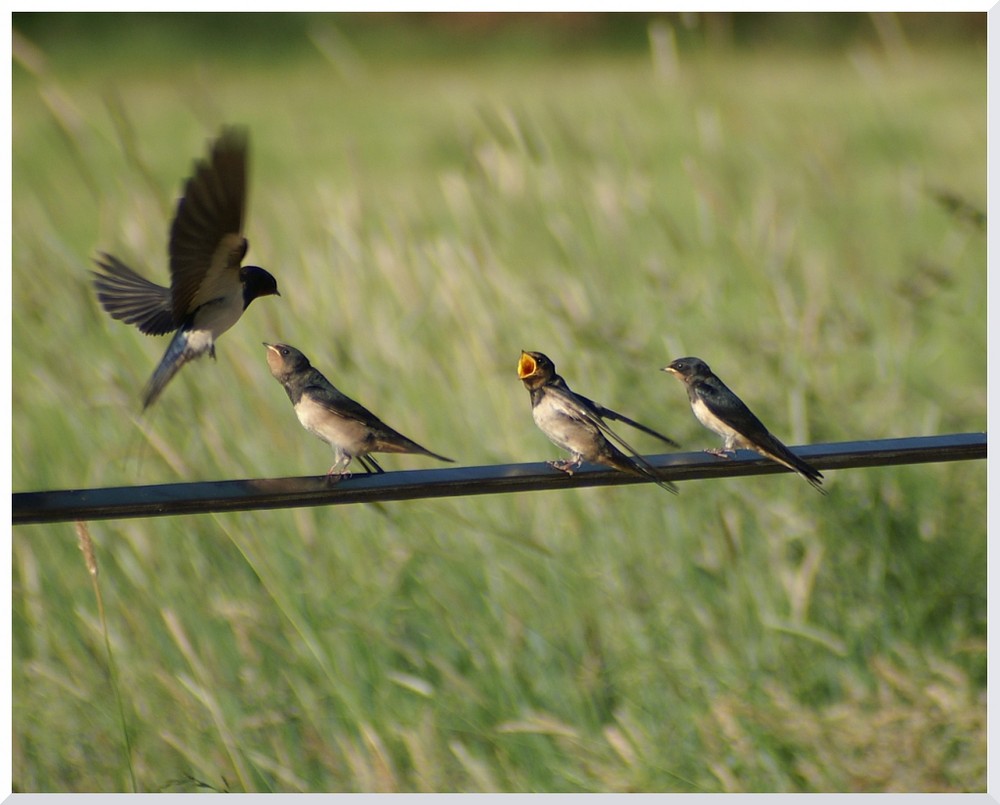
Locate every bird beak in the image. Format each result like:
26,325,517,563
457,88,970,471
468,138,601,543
662,366,678,375
518,351,537,379
263,343,279,354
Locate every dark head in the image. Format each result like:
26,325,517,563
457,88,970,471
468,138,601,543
517,350,557,392
264,342,311,383
662,357,711,384
241,265,280,308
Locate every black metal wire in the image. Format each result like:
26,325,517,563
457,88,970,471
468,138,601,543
12,433,986,525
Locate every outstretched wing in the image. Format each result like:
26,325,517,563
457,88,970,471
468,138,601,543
168,126,249,319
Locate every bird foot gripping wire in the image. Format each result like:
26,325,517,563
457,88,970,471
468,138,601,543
324,470,352,484
547,458,581,475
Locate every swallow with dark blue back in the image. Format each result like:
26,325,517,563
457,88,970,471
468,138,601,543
663,356,825,493
518,350,679,494
93,126,279,409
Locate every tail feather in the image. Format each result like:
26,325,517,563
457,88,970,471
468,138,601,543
374,430,453,463
762,442,826,494
787,459,825,494
413,446,454,463
142,328,196,409
604,444,679,495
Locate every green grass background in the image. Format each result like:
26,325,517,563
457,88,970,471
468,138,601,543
12,13,986,792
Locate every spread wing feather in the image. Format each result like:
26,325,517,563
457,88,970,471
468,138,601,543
92,252,176,335
168,126,248,319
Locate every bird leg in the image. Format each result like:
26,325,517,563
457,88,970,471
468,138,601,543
323,451,356,483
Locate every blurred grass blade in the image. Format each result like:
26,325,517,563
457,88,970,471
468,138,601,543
75,521,137,792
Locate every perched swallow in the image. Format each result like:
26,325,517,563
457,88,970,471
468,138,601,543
662,357,825,493
93,127,279,409
517,350,679,493
264,343,453,477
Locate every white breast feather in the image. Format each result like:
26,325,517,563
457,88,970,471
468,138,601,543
534,392,598,457
295,395,370,456
692,396,740,442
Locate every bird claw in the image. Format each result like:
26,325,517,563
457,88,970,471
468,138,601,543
547,459,579,475
705,448,734,459
324,469,352,484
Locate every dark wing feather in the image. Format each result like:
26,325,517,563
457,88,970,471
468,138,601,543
696,376,772,442
92,252,176,335
547,383,678,493
302,378,452,461
303,378,388,428
698,377,825,493
575,392,680,448
751,432,826,492
168,127,248,319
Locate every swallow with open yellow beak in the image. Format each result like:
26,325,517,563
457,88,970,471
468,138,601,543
517,350,679,493
265,343,453,478
663,356,824,493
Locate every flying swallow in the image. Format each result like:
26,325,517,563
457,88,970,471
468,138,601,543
264,343,454,478
92,126,279,409
517,350,679,493
662,357,825,492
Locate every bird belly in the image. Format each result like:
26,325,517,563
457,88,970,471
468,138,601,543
692,396,745,449
533,398,598,460
178,327,216,359
295,396,372,456
189,291,245,342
